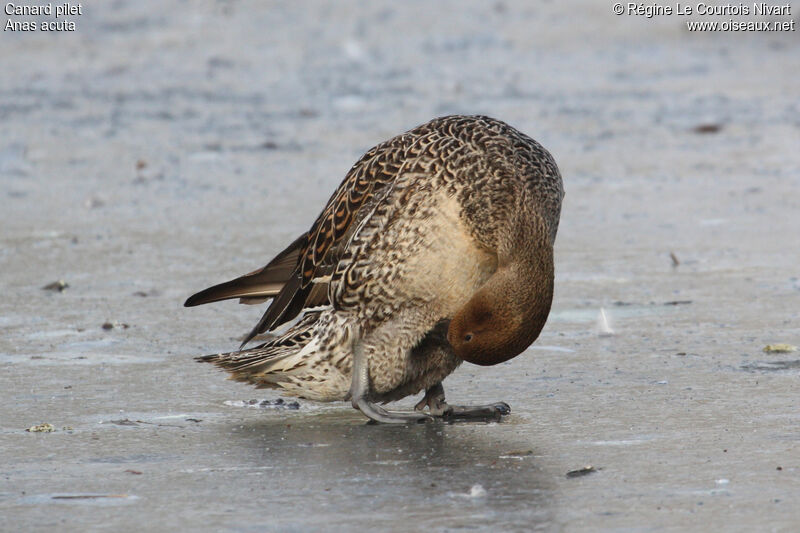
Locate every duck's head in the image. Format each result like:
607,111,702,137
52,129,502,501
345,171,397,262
447,257,554,366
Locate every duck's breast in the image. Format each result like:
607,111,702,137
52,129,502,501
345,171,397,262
401,191,498,317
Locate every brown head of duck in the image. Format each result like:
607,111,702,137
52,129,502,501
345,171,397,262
447,211,556,366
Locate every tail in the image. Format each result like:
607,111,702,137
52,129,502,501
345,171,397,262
197,311,321,388
184,234,307,308
195,311,351,401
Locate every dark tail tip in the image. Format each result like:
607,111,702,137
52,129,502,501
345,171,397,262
184,293,203,307
184,283,227,307
195,354,219,363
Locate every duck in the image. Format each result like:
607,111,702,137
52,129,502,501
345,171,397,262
185,115,564,424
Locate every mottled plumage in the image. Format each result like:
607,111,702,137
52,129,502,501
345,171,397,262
187,115,563,422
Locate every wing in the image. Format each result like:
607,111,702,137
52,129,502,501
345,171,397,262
240,133,420,345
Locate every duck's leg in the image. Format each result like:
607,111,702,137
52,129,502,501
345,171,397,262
414,383,510,421
350,342,432,424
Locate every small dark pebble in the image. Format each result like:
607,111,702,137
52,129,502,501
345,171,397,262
124,469,142,475
133,289,160,297
85,197,104,209
777,466,782,471
42,280,69,292
670,251,680,267
566,465,598,478
663,300,692,306
185,418,202,423
693,123,722,134
102,322,130,330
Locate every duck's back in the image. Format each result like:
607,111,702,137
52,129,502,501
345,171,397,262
327,115,563,329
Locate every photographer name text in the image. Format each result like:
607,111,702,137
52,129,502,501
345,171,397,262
615,2,790,17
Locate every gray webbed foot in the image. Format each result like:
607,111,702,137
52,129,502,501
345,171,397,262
415,383,510,421
357,398,432,424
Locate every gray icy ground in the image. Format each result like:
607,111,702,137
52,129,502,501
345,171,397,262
1,1,799,531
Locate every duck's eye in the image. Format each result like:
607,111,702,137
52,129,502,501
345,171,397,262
464,333,473,342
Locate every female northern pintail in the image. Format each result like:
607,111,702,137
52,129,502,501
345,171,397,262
185,115,564,423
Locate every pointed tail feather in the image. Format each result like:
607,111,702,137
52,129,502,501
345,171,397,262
197,311,321,386
184,278,284,307
184,233,307,307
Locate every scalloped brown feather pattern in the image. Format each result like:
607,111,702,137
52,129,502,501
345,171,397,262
189,115,563,349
